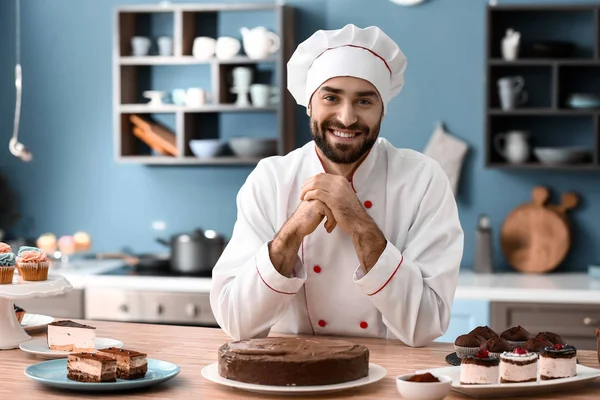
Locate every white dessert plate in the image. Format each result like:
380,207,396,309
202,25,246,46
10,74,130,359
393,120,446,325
24,358,179,392
417,365,600,398
201,362,386,395
21,314,54,332
19,337,124,359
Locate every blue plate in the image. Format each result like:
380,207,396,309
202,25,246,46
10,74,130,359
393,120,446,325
24,358,180,392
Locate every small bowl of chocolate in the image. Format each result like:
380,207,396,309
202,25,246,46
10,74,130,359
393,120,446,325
396,372,452,400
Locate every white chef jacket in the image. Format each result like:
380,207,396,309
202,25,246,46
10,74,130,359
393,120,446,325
210,137,464,347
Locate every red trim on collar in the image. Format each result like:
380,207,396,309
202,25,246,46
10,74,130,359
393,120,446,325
367,255,404,296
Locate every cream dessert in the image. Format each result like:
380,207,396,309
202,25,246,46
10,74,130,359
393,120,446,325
500,347,538,383
47,320,96,352
96,347,147,380
540,344,577,380
67,352,116,382
460,350,499,385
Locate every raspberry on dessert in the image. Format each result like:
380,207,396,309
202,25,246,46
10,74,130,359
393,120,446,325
554,343,564,350
513,347,527,355
475,349,490,358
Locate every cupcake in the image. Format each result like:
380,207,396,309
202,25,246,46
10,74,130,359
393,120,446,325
455,334,486,358
17,248,49,281
500,325,532,349
468,325,499,340
36,233,57,254
73,231,92,252
523,336,554,353
535,331,565,345
0,252,16,284
480,336,512,358
0,242,12,253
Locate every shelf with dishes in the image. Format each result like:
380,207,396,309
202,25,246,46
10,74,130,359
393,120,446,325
113,3,295,165
485,4,600,171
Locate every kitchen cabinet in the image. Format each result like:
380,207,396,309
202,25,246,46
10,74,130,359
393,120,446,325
14,289,84,319
435,299,490,343
84,287,218,327
491,301,599,350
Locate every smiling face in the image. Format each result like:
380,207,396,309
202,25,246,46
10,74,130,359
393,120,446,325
309,76,384,165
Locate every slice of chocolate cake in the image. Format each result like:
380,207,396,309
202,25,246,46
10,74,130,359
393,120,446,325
67,352,116,382
47,320,96,352
96,347,147,380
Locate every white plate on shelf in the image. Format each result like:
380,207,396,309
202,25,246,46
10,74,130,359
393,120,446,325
201,362,386,395
417,365,600,398
19,337,124,359
21,314,54,332
24,358,180,392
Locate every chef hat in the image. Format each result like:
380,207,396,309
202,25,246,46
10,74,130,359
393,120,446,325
287,24,407,114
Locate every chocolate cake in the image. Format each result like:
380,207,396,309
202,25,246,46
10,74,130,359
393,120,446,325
455,334,485,347
539,344,577,380
96,347,147,380
460,350,500,385
523,336,553,353
500,326,532,345
67,352,116,382
535,331,565,345
218,338,369,386
480,337,511,356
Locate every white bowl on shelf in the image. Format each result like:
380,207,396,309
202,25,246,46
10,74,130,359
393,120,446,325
189,139,226,158
228,137,278,158
533,147,592,165
396,373,452,400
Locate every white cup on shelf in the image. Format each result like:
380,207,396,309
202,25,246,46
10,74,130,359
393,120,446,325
157,36,173,56
193,37,216,60
250,84,279,107
186,88,211,107
131,36,151,56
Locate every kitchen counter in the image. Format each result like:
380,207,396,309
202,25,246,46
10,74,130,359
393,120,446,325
455,272,600,304
2,320,599,399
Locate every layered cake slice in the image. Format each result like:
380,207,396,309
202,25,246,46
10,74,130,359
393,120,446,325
47,320,96,352
14,305,25,323
96,347,148,380
540,344,577,380
67,352,116,382
500,348,538,383
460,350,499,385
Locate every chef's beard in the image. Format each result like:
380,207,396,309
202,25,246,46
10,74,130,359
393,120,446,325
310,117,380,165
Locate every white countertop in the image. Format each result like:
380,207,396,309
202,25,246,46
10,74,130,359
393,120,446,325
51,261,600,303
52,260,212,293
455,271,600,304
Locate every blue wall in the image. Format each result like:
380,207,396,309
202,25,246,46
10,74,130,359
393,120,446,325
1,0,600,272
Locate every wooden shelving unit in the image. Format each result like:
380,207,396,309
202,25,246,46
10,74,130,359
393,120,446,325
112,3,295,165
486,4,600,171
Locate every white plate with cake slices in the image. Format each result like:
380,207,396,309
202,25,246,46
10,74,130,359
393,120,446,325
21,314,54,332
417,365,600,398
24,358,180,392
201,362,387,395
19,337,124,359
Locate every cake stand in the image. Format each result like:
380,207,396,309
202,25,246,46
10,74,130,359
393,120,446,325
0,273,72,350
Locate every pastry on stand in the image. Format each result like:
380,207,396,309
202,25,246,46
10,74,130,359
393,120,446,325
0,273,72,349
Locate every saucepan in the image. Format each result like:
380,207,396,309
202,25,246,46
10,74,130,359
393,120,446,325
156,228,226,274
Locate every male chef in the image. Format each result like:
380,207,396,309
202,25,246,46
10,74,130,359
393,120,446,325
210,24,464,347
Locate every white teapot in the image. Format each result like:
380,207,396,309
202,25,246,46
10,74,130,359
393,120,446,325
240,27,280,59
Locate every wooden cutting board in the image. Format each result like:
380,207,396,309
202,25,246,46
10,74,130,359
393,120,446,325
500,186,579,274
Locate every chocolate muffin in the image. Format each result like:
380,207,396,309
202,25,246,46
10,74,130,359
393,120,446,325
535,331,565,345
523,336,554,353
500,325,532,349
480,336,512,357
454,334,486,359
468,326,499,340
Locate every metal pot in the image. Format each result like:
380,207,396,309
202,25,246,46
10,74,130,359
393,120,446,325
157,228,225,274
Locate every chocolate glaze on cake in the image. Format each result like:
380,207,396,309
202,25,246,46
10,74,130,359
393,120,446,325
468,326,499,340
539,344,576,359
500,326,532,342
218,338,369,386
49,320,96,329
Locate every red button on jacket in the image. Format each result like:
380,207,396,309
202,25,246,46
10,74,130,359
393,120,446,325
364,200,373,209
313,265,322,273
360,321,368,329
318,320,326,327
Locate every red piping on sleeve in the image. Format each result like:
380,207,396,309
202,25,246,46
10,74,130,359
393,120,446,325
302,240,316,335
255,264,295,295
367,255,404,297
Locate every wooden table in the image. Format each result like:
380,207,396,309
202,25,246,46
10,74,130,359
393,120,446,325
1,320,599,399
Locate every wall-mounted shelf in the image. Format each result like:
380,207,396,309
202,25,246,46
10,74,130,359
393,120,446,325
486,4,600,171
113,3,295,165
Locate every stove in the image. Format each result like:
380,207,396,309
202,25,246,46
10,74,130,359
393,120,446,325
99,264,213,278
